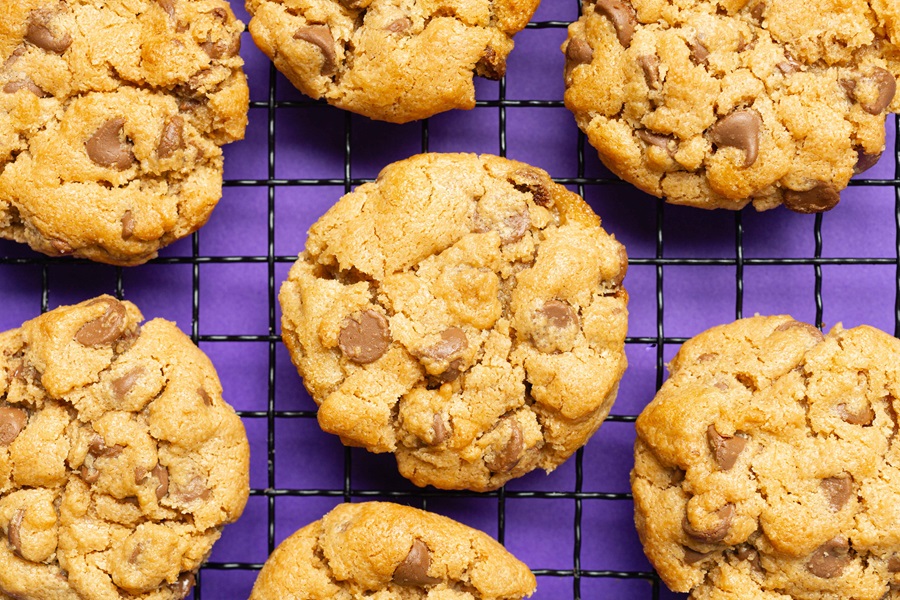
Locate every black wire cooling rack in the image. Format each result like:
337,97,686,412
1,1,899,598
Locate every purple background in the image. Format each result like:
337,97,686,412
1,0,898,597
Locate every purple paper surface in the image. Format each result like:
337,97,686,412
0,0,898,597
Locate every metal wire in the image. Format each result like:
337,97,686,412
2,4,899,599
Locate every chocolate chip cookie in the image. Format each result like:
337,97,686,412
0,0,249,265
0,296,250,599
245,0,538,123
279,153,628,491
633,315,900,598
563,0,899,212
249,501,536,599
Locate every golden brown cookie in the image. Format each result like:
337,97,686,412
0,295,250,600
563,0,899,212
245,0,539,123
0,0,249,265
633,315,900,599
279,153,628,491
249,501,537,599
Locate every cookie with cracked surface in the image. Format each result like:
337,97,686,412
245,0,538,123
632,315,900,599
279,153,628,491
0,0,249,265
249,501,536,599
0,295,250,600
563,0,899,212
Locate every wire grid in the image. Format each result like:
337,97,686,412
0,0,899,597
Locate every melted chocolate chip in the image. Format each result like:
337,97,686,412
807,537,850,578
510,168,552,206
707,425,746,471
888,555,900,572
393,539,441,586
594,0,637,47
25,12,72,54
688,38,709,65
294,26,337,76
424,327,468,361
88,435,124,458
783,182,840,213
637,130,676,156
386,17,412,32
111,366,144,400
475,45,505,80
565,38,593,82
177,476,209,502
821,475,852,512
8,508,24,557
854,147,882,175
158,116,185,159
837,402,875,426
749,2,765,21
683,504,734,544
538,300,579,330
865,68,897,114
774,319,825,342
85,118,134,170
0,407,27,445
486,418,524,473
129,542,144,564
432,414,449,445
638,54,661,90
3,79,49,97
152,465,169,500
734,544,761,571
121,210,135,239
683,546,713,564
709,110,761,167
172,573,195,599
156,0,177,19
80,464,99,484
777,55,802,75
338,310,391,364
198,388,213,406
75,298,129,347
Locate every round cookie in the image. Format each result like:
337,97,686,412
0,296,250,600
633,315,900,599
279,153,628,491
563,0,900,212
245,0,538,123
0,0,249,265
249,501,537,599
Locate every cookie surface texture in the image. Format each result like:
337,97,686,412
0,0,249,265
563,0,900,212
633,315,900,599
249,501,537,599
245,0,538,123
279,153,629,491
0,296,250,600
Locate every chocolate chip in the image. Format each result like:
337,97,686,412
386,17,412,32
177,476,210,502
637,55,661,90
338,310,391,364
112,366,144,400
134,466,147,485
807,536,850,578
539,300,579,330
85,118,134,170
198,388,213,406
475,45,506,80
821,475,852,511
424,327,468,361
8,508,24,557
50,238,73,255
393,539,441,586
11,364,37,382
683,546,713,564
594,0,637,47
888,555,900,572
432,414,449,445
683,504,734,544
172,573,195,599
294,26,337,76
75,298,129,347
707,425,746,471
565,38,593,82
865,68,897,114
510,168,552,206
837,402,875,426
152,465,169,500
777,55,802,75
121,210,135,239
774,319,824,341
709,110,761,168
499,211,530,244
783,182,840,213
750,2,765,21
26,12,72,54
637,130,676,156
129,542,144,564
156,0,176,18
688,38,709,65
0,408,27,446
3,79,49,97
486,417,524,473
89,435,124,458
158,116,185,160
80,464,99,484
734,544,761,570
854,147,882,175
